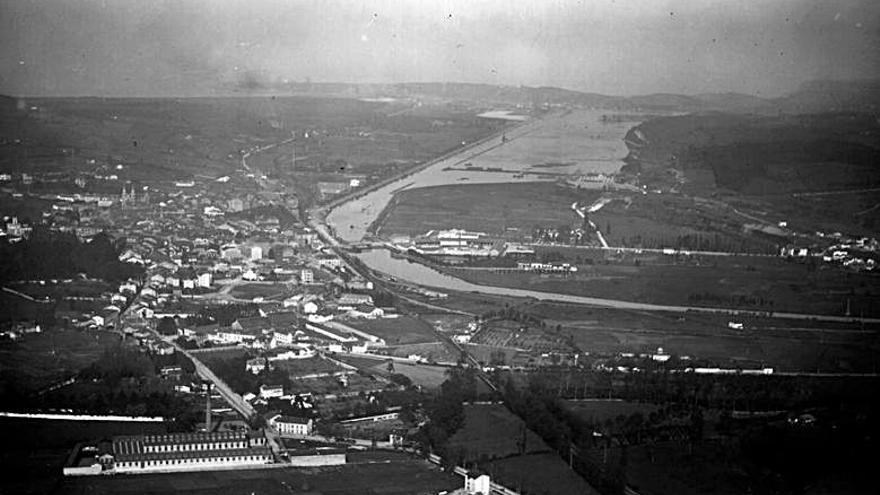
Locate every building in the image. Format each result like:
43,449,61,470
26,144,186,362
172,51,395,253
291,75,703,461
337,293,373,307
300,269,314,284
65,431,272,476
464,472,492,494
269,415,314,436
245,357,268,374
259,384,284,399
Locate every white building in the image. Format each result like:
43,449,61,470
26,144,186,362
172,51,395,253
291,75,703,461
259,384,284,399
300,269,314,284
269,415,314,436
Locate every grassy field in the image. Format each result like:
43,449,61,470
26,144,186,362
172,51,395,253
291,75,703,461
335,354,450,390
228,283,293,301
485,453,600,495
342,316,438,345
52,458,459,495
563,399,659,424
591,193,779,253
0,329,122,393
443,255,880,318
517,303,880,372
377,182,597,238
447,403,551,461
275,356,346,377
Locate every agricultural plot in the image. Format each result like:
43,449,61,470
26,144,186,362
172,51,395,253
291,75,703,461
342,316,437,345
378,362,449,390
472,319,575,354
275,356,346,378
53,458,460,495
485,453,601,495
447,403,550,461
377,182,597,238
590,193,780,254
0,329,122,393
520,303,880,372
228,283,293,301
563,399,659,424
446,255,880,317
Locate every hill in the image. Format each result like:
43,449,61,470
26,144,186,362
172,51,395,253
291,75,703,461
624,112,880,193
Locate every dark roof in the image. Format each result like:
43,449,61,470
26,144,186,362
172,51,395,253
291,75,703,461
276,415,312,424
115,446,271,463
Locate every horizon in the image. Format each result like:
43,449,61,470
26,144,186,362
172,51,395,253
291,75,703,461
2,0,879,98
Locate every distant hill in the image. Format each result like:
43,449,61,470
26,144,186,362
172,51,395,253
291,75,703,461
775,79,880,114
624,111,880,195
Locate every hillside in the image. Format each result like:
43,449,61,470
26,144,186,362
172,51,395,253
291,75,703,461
624,112,880,192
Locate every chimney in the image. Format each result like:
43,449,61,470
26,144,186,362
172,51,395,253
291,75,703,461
205,382,212,432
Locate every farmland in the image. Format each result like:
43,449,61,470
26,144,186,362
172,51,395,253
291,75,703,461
517,303,880,372
0,95,504,210
563,399,659,424
274,356,346,377
446,403,550,460
228,283,293,301
336,353,451,390
485,453,600,495
375,181,598,239
441,253,880,317
51,456,460,495
342,315,438,345
0,329,123,394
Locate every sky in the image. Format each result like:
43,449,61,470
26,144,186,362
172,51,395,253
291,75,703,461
1,0,878,97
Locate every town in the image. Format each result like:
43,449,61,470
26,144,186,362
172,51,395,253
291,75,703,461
2,2,880,495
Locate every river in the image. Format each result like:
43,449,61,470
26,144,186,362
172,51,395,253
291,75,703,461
321,109,880,323
325,109,635,243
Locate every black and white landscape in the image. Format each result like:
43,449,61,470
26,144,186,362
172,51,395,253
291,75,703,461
1,1,878,494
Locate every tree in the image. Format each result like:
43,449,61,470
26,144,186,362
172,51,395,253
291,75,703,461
157,317,177,336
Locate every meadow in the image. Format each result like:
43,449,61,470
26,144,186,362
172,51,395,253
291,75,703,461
376,181,597,238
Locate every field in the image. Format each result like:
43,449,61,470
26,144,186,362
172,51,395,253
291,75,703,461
342,316,438,345
0,328,122,393
51,457,459,495
376,181,598,238
563,399,659,424
0,95,503,210
446,403,550,460
626,112,880,238
517,303,880,372
472,319,576,354
442,253,880,318
228,283,293,301
590,193,780,253
275,356,346,377
485,453,600,495
335,354,450,390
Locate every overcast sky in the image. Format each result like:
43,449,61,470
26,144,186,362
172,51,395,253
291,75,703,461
1,0,878,97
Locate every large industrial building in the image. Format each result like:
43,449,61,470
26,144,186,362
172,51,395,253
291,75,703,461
64,430,272,476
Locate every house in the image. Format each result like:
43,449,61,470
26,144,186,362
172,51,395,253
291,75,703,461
259,384,284,399
349,304,383,319
246,357,268,374
302,301,319,314
197,273,212,288
269,414,314,436
155,343,175,356
271,344,316,361
337,293,373,307
464,472,492,494
300,269,314,284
